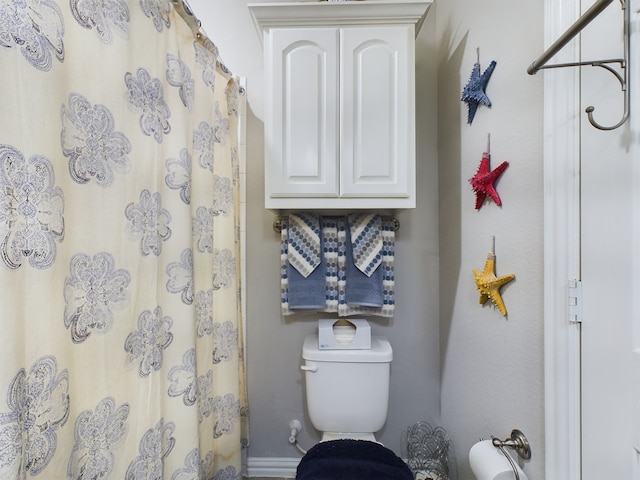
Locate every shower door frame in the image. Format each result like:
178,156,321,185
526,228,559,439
544,0,640,477
543,0,582,479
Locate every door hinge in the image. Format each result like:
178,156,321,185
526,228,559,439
568,279,582,323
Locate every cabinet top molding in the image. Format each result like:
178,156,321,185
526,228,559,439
248,1,432,37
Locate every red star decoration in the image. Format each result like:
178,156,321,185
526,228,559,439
469,151,509,210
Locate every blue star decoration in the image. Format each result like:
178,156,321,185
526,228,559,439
461,59,497,124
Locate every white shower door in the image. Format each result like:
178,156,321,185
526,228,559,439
579,1,640,479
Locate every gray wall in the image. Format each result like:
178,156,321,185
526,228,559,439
189,1,544,479
436,1,544,479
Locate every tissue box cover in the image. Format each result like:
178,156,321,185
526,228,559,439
318,318,371,350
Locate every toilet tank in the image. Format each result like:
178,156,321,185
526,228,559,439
301,334,393,434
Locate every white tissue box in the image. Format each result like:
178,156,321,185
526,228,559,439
318,318,371,350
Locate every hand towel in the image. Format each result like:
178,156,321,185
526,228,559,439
337,216,395,318
348,213,383,276
345,214,383,306
284,215,326,309
287,213,321,278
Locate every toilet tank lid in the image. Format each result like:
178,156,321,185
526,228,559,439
302,334,392,362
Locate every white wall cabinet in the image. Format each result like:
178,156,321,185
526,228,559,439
249,1,432,210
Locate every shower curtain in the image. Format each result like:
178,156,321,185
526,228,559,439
0,1,248,478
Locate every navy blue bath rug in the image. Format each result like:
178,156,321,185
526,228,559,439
296,439,413,480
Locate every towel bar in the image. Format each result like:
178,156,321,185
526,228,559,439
273,216,400,233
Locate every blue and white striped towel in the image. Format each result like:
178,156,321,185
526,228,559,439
345,214,384,306
285,214,325,309
348,213,383,277
287,213,321,278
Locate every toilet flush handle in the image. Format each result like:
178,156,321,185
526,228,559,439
301,363,317,372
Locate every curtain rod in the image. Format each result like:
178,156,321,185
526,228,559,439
527,0,614,75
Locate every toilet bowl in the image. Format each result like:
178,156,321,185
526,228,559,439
301,333,393,442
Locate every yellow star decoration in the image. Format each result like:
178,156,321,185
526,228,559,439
473,252,515,316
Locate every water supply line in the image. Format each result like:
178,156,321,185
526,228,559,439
288,419,307,455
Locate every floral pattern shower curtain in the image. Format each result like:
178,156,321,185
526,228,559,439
0,1,248,478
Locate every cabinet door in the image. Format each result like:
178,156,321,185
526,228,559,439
265,28,339,203
340,26,415,201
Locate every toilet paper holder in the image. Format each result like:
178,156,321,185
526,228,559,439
491,429,531,460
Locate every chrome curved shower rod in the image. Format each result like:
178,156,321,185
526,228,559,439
527,0,630,131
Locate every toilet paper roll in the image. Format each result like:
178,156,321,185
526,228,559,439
469,439,528,480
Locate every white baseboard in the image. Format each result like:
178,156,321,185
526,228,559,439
246,457,300,478
245,453,412,478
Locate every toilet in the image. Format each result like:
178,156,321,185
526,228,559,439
301,333,393,442
297,333,413,480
